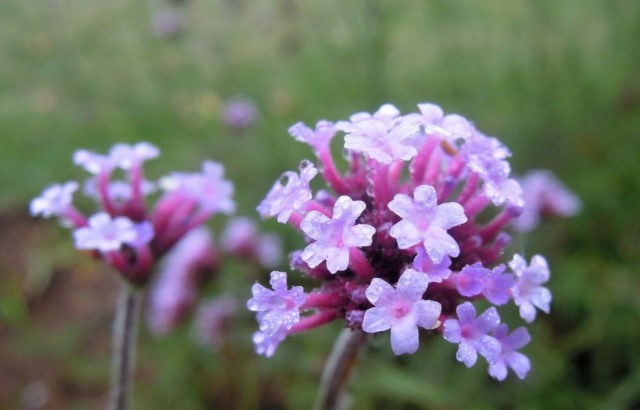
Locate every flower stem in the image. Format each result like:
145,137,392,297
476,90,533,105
313,329,367,410
109,282,142,410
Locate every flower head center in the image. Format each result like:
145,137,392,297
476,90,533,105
391,300,411,319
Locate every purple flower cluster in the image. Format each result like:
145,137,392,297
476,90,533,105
248,103,554,380
30,142,235,286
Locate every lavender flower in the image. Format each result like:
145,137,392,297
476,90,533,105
388,184,467,263
454,262,490,297
513,169,581,232
362,269,441,355
252,328,287,358
300,196,375,273
247,271,306,336
222,97,258,131
29,182,79,220
289,120,336,153
160,160,235,214
73,212,153,252
412,102,474,141
411,248,451,283
488,324,531,381
509,254,551,323
341,118,420,164
248,102,554,381
462,133,524,208
257,160,318,223
443,302,501,367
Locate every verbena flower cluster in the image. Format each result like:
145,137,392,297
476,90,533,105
248,103,554,381
30,142,235,286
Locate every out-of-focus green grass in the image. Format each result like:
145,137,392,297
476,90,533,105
1,0,639,409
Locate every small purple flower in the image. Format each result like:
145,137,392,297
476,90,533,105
73,212,153,252
509,254,551,323
454,262,490,297
222,97,258,131
257,160,318,223
362,269,442,355
109,142,160,170
345,103,402,125
247,271,306,335
342,118,420,164
73,142,160,175
514,170,581,232
488,324,531,381
443,302,501,367
300,196,375,273
482,265,516,306
462,133,524,208
73,149,112,175
252,328,287,357
83,178,157,203
414,102,475,141
160,160,235,214
388,184,467,263
29,182,78,219
289,120,336,153
412,248,451,283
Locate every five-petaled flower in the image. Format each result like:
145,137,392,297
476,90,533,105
300,196,375,274
509,254,552,323
257,160,318,223
388,184,467,263
488,324,531,381
362,269,441,355
443,302,502,367
247,271,306,336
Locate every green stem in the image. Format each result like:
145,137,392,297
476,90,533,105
109,282,142,410
313,329,367,410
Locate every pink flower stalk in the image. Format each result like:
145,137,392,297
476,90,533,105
146,228,218,335
249,103,555,381
30,142,234,286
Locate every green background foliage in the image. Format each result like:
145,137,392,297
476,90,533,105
1,1,639,408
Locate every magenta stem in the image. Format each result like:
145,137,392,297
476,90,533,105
302,292,345,310
319,150,350,195
349,248,374,280
288,309,341,334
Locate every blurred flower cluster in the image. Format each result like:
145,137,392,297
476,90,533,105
30,142,280,346
248,103,577,381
